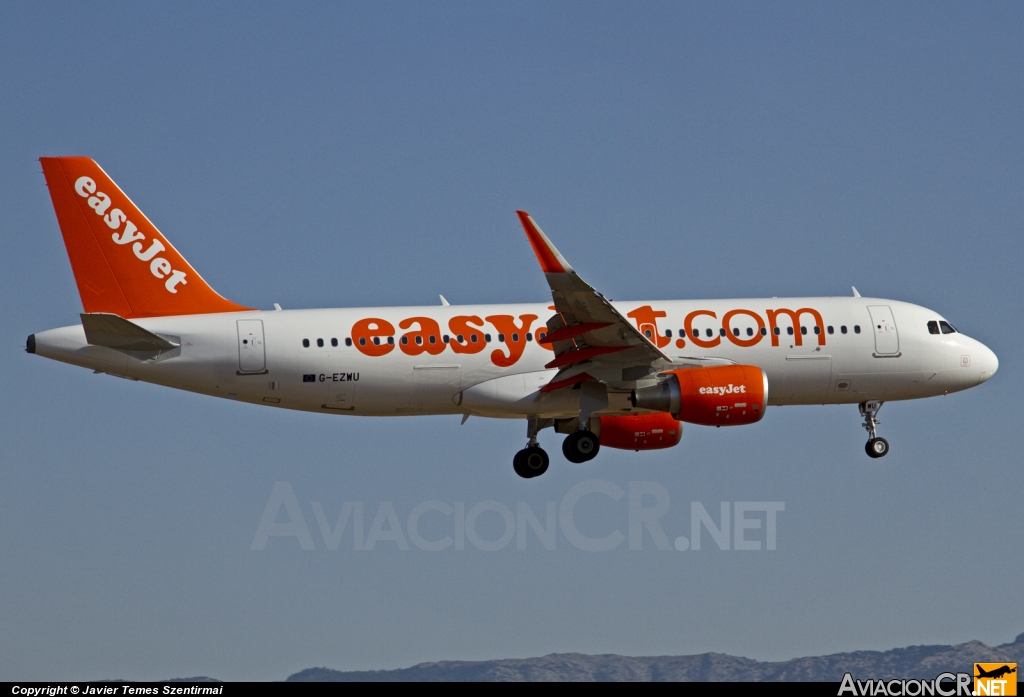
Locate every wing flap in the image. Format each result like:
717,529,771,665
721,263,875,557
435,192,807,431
545,345,629,370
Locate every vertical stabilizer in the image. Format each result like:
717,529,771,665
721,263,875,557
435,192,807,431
39,157,252,318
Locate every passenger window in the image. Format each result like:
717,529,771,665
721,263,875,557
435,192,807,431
485,334,492,342
302,338,310,348
746,327,753,336
644,329,652,338
773,327,781,336
854,325,861,334
719,328,726,337
498,333,505,342
927,321,940,334
512,333,519,342
526,332,533,341
443,335,450,343
800,326,807,335
373,337,380,345
827,326,834,334
316,338,324,347
733,328,740,336
387,336,394,345
841,326,847,334
665,329,672,338
401,336,409,345
691,329,699,339
345,338,352,347
939,321,957,334
760,327,767,336
428,335,436,344
787,327,794,336
813,326,820,335
331,338,338,347
359,337,366,346
705,329,713,338
415,336,423,345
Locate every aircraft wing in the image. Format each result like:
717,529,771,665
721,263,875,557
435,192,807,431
516,211,672,391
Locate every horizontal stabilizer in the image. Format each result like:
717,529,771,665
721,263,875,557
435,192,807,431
81,313,178,352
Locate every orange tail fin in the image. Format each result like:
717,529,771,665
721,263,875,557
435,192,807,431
40,157,252,318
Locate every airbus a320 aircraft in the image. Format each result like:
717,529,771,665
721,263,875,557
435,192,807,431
28,158,998,478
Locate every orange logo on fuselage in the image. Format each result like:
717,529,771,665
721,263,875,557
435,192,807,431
766,308,825,347
627,306,671,348
348,306,828,367
486,314,539,367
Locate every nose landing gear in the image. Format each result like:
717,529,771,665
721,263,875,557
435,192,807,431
860,401,889,458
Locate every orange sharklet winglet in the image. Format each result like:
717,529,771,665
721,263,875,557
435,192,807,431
517,210,568,274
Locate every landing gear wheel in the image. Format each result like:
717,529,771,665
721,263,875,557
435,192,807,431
865,437,889,458
563,430,600,463
513,449,528,477
561,437,577,463
859,402,889,459
514,446,549,478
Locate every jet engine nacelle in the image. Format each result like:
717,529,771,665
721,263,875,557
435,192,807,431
630,365,768,426
598,413,683,451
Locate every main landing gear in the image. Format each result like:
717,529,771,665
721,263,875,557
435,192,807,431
514,416,550,479
860,400,889,458
512,416,603,478
513,446,549,478
562,429,600,464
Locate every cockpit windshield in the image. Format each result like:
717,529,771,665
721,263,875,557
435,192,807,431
927,321,940,335
939,321,957,334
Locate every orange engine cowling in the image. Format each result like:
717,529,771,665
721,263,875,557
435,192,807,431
598,413,683,451
630,364,768,427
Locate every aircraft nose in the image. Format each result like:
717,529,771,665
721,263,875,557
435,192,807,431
978,342,998,384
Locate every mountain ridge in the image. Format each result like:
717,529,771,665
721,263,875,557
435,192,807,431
286,633,1024,682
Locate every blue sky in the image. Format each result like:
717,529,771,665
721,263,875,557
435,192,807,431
1,1,1021,681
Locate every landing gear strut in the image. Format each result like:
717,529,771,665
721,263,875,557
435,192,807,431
860,400,889,458
561,382,605,464
513,416,550,478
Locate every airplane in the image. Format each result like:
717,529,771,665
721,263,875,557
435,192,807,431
27,157,998,478
975,665,1017,680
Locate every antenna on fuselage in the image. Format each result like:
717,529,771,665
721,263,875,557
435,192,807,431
851,287,861,298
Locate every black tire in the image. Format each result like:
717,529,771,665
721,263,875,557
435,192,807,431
522,446,549,477
513,449,530,478
866,437,889,458
562,437,577,463
564,430,600,463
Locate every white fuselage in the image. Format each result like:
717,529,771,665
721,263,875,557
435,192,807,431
31,296,997,420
